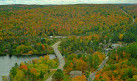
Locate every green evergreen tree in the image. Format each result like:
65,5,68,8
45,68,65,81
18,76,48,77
93,54,99,70
52,69,64,81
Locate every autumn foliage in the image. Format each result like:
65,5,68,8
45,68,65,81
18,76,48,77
10,55,58,81
94,43,137,81
20,65,28,70
71,75,87,81
0,4,137,55
30,68,37,75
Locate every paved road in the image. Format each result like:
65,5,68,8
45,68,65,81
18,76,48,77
121,9,135,24
88,9,135,81
88,56,109,81
46,41,65,81
52,41,65,70
46,73,54,81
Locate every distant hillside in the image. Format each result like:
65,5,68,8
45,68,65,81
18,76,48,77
0,4,132,37
0,4,137,55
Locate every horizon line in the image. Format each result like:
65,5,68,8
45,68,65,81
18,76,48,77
0,3,137,6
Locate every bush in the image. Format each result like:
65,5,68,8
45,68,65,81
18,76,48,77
52,69,64,81
0,50,4,55
1,76,8,81
127,43,137,58
127,78,136,81
110,64,116,70
67,54,77,60
123,32,136,43
16,45,32,54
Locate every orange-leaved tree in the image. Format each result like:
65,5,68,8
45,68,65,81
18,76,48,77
71,75,87,81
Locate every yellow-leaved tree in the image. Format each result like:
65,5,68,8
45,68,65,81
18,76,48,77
119,34,124,41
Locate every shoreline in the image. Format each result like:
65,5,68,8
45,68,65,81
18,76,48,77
0,53,56,57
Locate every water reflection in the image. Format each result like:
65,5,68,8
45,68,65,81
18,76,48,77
0,54,56,81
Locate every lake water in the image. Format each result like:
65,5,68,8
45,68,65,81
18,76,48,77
0,54,56,81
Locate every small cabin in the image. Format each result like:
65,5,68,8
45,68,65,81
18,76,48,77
49,36,53,38
69,71,82,78
111,44,121,49
104,48,112,55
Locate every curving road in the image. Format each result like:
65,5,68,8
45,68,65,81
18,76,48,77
87,9,135,81
46,41,65,81
121,9,135,24
88,56,109,81
52,41,65,70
